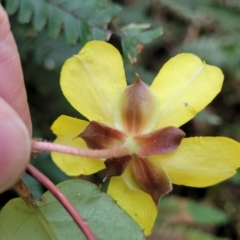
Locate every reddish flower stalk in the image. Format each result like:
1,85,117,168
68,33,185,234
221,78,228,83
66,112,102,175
32,140,130,158
26,164,97,240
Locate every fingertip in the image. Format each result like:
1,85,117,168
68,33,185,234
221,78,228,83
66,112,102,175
0,99,31,193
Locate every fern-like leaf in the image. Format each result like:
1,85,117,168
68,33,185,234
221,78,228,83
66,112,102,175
5,0,121,44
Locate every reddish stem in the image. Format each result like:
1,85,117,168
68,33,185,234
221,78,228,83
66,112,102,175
26,164,97,240
32,140,130,158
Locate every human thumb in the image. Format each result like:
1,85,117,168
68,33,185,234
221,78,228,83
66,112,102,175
0,97,30,193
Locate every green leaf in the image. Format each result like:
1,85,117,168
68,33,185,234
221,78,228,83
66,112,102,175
33,0,48,31
79,21,91,45
138,27,163,44
0,180,145,240
5,0,20,15
0,198,53,240
48,4,63,39
118,0,151,24
121,23,151,38
72,0,99,19
89,5,122,25
187,199,228,226
17,0,33,23
63,14,81,44
121,38,138,64
120,24,163,63
92,27,108,41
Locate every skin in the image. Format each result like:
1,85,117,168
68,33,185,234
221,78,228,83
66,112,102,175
0,5,31,193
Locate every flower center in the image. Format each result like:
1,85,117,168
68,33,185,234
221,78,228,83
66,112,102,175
78,77,185,177
125,136,141,155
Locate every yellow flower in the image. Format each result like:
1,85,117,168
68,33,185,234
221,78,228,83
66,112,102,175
51,41,240,235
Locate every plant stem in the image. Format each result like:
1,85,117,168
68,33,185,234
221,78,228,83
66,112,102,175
26,164,97,240
32,140,130,159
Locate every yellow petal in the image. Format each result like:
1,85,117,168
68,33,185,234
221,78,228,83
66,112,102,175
51,115,105,175
107,163,157,235
150,137,240,187
151,54,224,129
61,41,126,125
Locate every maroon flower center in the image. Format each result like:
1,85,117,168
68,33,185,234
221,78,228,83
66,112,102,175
77,78,185,205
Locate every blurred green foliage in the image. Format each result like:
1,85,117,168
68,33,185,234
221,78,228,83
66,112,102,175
148,196,230,240
1,0,240,239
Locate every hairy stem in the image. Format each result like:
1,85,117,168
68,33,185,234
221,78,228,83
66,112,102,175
26,164,97,240
32,140,130,159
